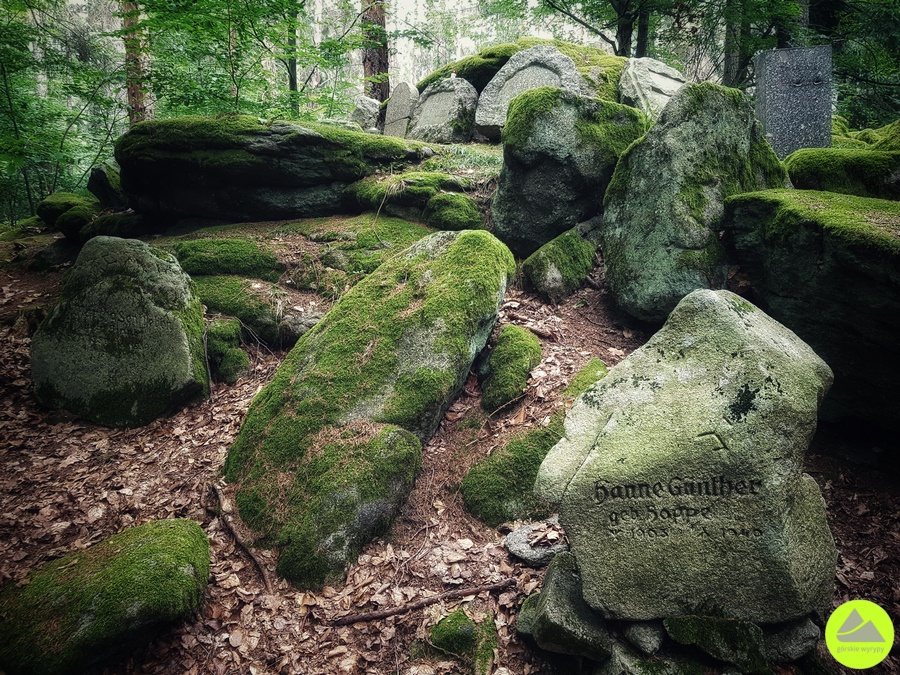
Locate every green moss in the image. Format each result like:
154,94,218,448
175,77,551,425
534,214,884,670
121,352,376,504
80,212,148,242
424,192,483,230
207,318,250,384
481,325,542,412
831,115,852,136
502,87,563,150
664,616,770,674
725,189,900,256
420,143,504,179
417,42,521,93
784,148,900,199
224,230,514,586
170,238,283,281
522,229,596,303
832,134,869,149
872,119,900,151
462,358,607,526
0,519,209,675
192,275,283,345
853,128,883,145
430,610,497,675
346,172,472,211
54,203,101,240
36,192,98,229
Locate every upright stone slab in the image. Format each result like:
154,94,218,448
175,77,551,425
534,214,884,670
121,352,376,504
350,94,380,130
536,290,836,624
475,45,584,140
754,46,832,159
407,78,478,144
618,57,687,118
384,82,419,138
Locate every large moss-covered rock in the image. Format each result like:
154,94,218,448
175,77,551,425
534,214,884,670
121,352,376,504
493,88,646,256
170,238,284,281
723,189,900,429
31,237,209,428
872,119,900,150
481,324,542,412
462,359,606,527
224,230,514,587
517,551,614,661
87,162,127,209
785,148,900,200
0,519,209,675
35,192,98,229
536,290,836,623
600,83,789,323
522,228,597,303
114,115,430,222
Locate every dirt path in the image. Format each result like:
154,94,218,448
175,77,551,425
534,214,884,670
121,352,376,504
0,241,897,675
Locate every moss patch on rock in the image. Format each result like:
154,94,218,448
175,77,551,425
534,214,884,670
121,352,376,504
346,171,473,212
522,229,597,303
417,43,521,93
832,134,869,149
224,230,514,586
430,610,497,675
207,318,250,384
461,358,607,526
872,119,900,150
423,192,483,230
36,192,98,230
192,275,289,346
0,519,209,675
481,324,542,412
664,616,769,674
171,238,284,281
80,211,150,242
785,148,900,200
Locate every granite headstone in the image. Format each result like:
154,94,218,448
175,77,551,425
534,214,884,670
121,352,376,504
754,45,832,159
407,77,478,144
384,82,419,138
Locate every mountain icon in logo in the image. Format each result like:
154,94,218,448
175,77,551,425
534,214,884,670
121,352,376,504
836,609,886,643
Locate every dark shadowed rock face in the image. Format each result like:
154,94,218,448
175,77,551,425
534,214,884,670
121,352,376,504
114,115,428,222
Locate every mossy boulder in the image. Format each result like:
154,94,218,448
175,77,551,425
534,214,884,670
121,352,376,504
537,290,836,623
832,134,869,149
207,318,251,384
516,551,614,661
423,192,483,230
723,189,900,430
55,202,102,241
80,211,151,242
430,610,497,675
31,236,209,428
522,228,597,303
170,238,284,281
417,43,521,94
35,192,98,230
346,171,472,216
481,324,541,412
872,119,900,150
493,88,646,256
462,358,607,526
224,230,514,587
785,148,900,200
664,616,770,674
0,519,209,675
87,162,127,209
114,115,431,222
600,82,789,323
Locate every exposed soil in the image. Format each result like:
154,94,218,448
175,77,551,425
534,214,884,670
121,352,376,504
0,226,897,675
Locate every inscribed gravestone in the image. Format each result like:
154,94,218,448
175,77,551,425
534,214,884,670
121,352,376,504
754,45,832,159
407,78,478,144
618,57,686,118
384,82,419,138
475,45,584,140
536,289,837,623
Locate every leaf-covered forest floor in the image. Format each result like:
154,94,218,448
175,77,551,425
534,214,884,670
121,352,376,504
0,222,898,675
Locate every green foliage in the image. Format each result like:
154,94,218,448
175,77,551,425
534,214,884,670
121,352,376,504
785,149,900,200
0,519,208,675
461,358,607,526
170,239,283,281
481,325,542,412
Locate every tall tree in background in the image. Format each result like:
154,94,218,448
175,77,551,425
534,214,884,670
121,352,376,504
361,0,389,101
121,1,151,123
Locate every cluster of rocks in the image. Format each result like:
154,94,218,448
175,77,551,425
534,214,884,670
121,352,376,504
518,289,837,672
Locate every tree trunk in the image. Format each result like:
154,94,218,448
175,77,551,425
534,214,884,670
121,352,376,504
615,13,634,57
122,1,150,124
361,0,389,102
635,7,650,57
722,0,742,87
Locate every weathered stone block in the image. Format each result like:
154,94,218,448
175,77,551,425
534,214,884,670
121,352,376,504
407,78,478,144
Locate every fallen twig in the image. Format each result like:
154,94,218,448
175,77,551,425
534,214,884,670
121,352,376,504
331,578,516,626
210,482,275,594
